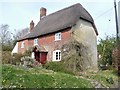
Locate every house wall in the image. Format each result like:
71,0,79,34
71,19,98,69
18,39,29,54
18,28,72,60
11,42,18,54
38,28,72,61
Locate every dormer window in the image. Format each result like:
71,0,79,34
21,41,24,48
55,32,61,41
34,38,38,45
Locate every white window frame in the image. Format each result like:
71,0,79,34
34,38,38,45
53,50,61,61
21,41,24,48
55,32,61,41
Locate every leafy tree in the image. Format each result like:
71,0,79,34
97,36,116,67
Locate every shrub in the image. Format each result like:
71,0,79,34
97,36,116,68
2,51,12,64
24,49,32,57
43,61,75,75
11,54,24,65
21,56,41,68
10,46,33,65
112,45,120,74
2,51,24,65
2,44,13,51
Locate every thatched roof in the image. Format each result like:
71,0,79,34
18,3,98,41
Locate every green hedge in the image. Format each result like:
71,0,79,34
43,61,75,75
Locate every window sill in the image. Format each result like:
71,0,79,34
54,39,61,41
52,60,61,62
34,44,38,46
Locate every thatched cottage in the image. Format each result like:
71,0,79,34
12,3,98,69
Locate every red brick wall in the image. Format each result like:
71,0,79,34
38,28,72,60
28,39,34,47
18,39,29,54
39,28,71,46
18,28,72,60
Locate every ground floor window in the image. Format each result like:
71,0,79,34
53,50,61,61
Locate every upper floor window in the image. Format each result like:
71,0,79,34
53,50,61,61
34,38,38,45
21,41,24,48
55,32,61,41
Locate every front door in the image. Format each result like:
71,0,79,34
33,46,40,62
35,52,40,62
40,52,47,64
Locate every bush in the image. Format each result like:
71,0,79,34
24,49,32,57
43,61,75,75
11,54,24,65
97,36,116,68
2,51,12,64
2,45,13,51
21,56,34,67
2,51,24,65
21,56,41,68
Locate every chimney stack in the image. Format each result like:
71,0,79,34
30,20,34,32
40,7,46,20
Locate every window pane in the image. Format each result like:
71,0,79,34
58,33,61,39
21,42,24,48
59,52,61,60
55,33,61,40
34,38,38,45
56,52,58,60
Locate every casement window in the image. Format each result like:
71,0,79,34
21,41,24,48
55,32,61,41
53,50,61,61
34,38,38,45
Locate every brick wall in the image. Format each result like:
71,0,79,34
18,28,71,60
18,39,29,54
39,28,72,60
39,28,71,46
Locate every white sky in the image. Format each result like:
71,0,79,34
0,0,120,42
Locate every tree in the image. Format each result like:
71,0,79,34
0,24,11,45
97,36,116,67
11,27,29,47
0,24,13,51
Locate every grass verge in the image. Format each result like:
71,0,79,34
2,64,93,88
79,70,119,88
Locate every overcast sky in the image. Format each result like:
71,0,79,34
0,0,120,41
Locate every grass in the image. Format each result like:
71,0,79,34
0,63,2,87
80,70,119,88
2,64,93,88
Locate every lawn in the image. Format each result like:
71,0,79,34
79,70,119,88
2,64,93,88
2,64,119,88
